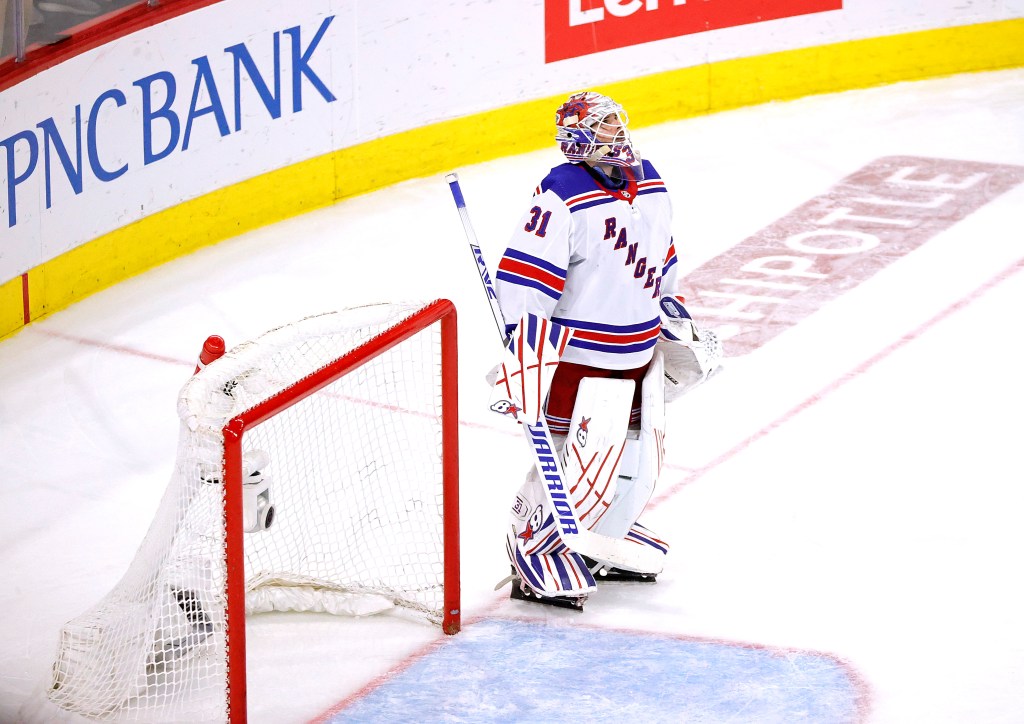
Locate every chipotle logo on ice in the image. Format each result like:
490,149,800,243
545,0,842,62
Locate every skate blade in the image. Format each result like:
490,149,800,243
593,568,657,582
494,573,517,591
510,581,586,611
583,556,658,582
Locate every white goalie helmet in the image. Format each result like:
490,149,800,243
555,91,642,178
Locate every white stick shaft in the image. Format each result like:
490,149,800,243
445,173,508,345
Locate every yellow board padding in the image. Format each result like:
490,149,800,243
0,274,24,335
593,18,1024,124
4,17,1023,340
18,153,339,324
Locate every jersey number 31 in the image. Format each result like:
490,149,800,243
525,206,552,237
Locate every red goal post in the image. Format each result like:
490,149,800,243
221,299,461,720
37,299,460,723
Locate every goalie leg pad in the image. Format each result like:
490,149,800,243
559,376,635,531
590,353,669,574
592,352,665,541
626,521,669,555
585,523,670,581
506,468,597,599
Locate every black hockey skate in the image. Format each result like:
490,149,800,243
499,569,587,611
510,578,587,611
583,556,658,583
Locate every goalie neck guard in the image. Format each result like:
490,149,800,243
555,91,643,180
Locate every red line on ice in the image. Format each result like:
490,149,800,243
649,255,1024,508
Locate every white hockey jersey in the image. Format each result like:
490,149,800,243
495,159,678,370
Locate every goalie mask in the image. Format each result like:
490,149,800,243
555,91,643,180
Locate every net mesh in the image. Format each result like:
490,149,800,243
45,302,450,722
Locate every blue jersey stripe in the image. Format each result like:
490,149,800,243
502,248,567,279
567,196,618,214
569,338,659,355
496,270,562,301
552,316,661,334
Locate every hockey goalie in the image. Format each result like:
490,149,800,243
487,91,723,610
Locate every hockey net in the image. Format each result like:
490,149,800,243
41,300,460,722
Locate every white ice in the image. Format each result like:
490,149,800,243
1,68,1023,723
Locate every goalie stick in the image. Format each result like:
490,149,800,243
445,172,664,574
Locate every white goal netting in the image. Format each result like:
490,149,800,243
39,301,458,722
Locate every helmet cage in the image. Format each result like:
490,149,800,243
555,92,641,171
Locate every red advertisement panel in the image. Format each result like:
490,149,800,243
545,0,842,63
